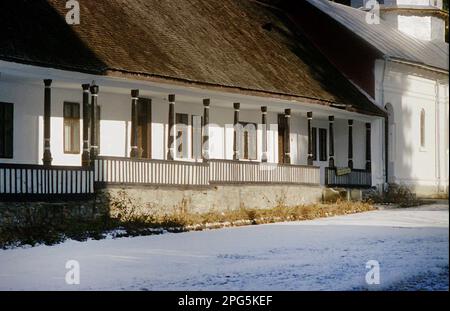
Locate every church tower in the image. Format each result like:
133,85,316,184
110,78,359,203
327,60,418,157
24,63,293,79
348,0,448,42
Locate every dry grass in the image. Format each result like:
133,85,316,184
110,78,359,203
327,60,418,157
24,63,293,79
1,198,374,249
365,183,427,207
112,200,374,231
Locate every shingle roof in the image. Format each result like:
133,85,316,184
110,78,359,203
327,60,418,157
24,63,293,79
306,0,449,71
0,0,385,116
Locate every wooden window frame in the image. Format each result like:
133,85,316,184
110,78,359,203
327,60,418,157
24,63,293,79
0,102,13,159
239,121,258,161
63,102,81,154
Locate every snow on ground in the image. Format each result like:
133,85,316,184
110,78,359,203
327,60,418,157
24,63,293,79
0,203,448,291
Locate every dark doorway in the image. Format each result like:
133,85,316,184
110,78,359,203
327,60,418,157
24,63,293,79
278,114,285,163
137,98,152,158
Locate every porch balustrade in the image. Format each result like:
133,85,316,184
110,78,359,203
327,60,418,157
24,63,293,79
0,163,94,201
94,156,210,186
94,156,320,187
324,167,372,188
209,159,320,185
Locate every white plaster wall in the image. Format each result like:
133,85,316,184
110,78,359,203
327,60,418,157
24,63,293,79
0,80,42,165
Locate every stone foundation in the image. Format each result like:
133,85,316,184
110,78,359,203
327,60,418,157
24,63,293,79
98,184,324,219
0,184,324,229
0,200,101,228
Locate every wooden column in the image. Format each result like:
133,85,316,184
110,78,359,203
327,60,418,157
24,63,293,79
42,79,53,166
307,111,313,166
233,102,240,160
202,99,210,161
328,116,335,168
261,106,268,162
348,119,353,169
89,84,99,161
81,83,91,166
284,109,291,164
167,94,175,160
366,122,371,171
130,89,139,158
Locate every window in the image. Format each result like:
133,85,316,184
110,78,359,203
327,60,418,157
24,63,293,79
319,128,327,161
239,122,257,160
176,113,189,159
191,115,203,160
0,102,13,158
420,109,426,148
312,127,317,161
95,106,101,154
63,102,80,154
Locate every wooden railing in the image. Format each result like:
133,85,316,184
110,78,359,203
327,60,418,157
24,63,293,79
209,159,320,185
94,156,210,186
0,163,94,201
1,158,323,201
325,167,372,188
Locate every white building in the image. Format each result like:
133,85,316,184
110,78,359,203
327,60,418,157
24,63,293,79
0,0,447,204
294,0,449,196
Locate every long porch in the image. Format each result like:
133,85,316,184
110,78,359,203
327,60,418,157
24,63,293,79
0,79,377,201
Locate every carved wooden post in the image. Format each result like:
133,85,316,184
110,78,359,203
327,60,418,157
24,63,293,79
366,122,371,171
81,83,90,166
233,102,240,160
307,111,313,166
284,109,291,164
167,94,175,160
261,106,268,162
89,84,99,161
43,79,53,166
328,116,335,168
348,119,353,169
130,89,139,158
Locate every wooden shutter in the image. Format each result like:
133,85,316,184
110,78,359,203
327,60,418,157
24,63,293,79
0,102,13,158
63,102,80,154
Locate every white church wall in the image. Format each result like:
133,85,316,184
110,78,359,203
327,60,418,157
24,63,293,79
375,59,449,195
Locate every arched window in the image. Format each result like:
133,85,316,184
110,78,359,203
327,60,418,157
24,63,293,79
420,109,426,148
